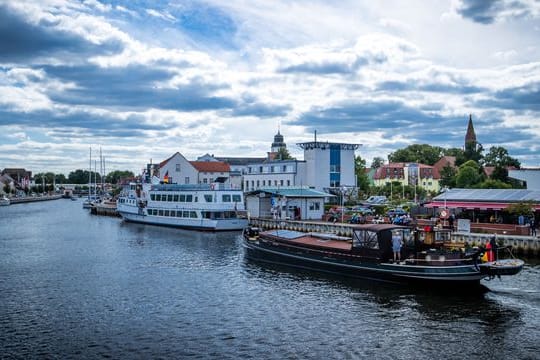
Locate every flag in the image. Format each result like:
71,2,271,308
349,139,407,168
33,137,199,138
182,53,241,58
163,171,169,183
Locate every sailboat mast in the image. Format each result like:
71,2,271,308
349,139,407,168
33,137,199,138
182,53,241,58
88,147,92,200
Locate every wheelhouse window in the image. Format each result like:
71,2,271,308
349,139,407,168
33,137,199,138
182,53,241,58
232,194,241,202
353,230,379,249
222,194,231,202
204,194,213,202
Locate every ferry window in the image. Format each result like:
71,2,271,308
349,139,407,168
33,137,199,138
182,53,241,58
183,211,190,218
167,195,173,202
158,210,164,216
204,194,212,202
232,195,241,202
150,194,155,201
190,211,197,218
222,194,231,202
164,210,170,217
186,195,193,202
154,194,160,201
180,194,186,202
173,195,179,202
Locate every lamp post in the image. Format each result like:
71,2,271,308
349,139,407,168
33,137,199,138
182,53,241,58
341,186,345,223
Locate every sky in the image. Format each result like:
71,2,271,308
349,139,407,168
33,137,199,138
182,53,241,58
1,0,540,176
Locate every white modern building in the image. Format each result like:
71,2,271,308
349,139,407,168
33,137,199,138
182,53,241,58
298,140,360,191
509,169,540,191
242,132,360,193
243,159,307,192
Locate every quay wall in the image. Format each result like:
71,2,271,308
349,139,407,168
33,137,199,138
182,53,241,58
248,218,540,258
9,195,62,204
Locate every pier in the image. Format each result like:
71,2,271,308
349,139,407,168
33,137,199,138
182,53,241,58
248,218,540,257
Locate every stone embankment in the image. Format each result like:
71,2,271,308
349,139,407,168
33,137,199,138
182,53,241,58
9,195,62,204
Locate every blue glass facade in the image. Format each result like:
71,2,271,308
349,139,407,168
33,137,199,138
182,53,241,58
329,144,341,187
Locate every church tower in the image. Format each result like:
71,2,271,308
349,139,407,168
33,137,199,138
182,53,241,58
465,114,477,148
271,130,286,153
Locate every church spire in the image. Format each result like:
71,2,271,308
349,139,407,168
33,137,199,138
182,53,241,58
465,114,476,146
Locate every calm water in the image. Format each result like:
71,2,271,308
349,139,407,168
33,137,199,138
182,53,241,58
1,199,539,359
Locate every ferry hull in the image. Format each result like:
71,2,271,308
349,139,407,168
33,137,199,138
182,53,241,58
120,211,248,231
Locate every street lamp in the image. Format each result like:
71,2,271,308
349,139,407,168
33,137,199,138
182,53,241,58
341,186,345,223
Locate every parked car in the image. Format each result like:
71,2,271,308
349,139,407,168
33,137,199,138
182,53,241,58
386,208,407,217
362,196,388,205
350,206,374,214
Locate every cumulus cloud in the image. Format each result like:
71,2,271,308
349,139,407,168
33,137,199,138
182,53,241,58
0,0,539,173
455,0,540,24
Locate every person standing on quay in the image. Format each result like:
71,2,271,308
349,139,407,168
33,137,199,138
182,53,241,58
530,217,537,237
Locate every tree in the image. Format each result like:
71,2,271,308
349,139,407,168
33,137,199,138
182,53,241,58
371,157,385,169
477,179,512,189
483,146,521,168
354,155,370,193
68,169,99,184
388,144,444,165
464,141,483,164
455,160,483,188
275,147,294,160
439,164,457,188
105,170,135,184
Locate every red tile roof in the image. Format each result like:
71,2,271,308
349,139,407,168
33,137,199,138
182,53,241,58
190,161,230,173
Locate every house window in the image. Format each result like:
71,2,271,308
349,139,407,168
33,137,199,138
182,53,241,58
176,164,181,172
287,180,290,186
256,180,260,187
185,177,189,184
283,165,287,172
280,180,284,186
259,166,263,173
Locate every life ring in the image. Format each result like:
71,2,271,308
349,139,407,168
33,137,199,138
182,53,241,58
440,210,448,218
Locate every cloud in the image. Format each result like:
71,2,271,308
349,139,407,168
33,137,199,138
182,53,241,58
0,3,123,62
40,64,237,112
455,0,540,24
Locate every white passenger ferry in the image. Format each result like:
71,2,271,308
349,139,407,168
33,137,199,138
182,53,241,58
117,182,248,231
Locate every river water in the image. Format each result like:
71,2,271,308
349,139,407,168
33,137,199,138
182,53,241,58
1,199,538,359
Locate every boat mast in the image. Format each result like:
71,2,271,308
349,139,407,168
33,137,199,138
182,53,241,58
88,147,92,201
